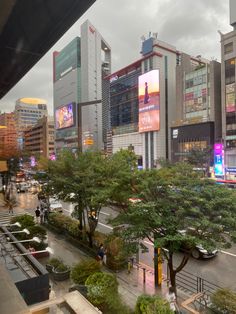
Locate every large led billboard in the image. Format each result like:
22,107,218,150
138,70,160,133
214,143,224,176
55,103,75,129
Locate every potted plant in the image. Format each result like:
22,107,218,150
46,257,70,281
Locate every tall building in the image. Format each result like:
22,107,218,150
171,53,221,165
53,20,111,153
0,112,18,158
24,116,55,159
220,0,236,177
15,98,48,148
107,36,178,168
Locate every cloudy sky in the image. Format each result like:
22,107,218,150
0,0,232,115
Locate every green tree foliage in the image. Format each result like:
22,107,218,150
211,288,236,314
70,258,101,285
135,295,173,314
47,150,111,246
107,149,138,209
186,147,212,176
85,272,119,311
111,163,236,291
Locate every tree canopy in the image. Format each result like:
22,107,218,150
111,162,236,290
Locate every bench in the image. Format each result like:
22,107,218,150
181,292,207,314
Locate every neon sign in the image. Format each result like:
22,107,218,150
214,143,224,176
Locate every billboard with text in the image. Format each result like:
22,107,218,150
138,70,160,133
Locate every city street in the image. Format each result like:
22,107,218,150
13,190,236,291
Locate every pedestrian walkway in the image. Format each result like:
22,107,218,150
0,211,26,226
41,229,189,311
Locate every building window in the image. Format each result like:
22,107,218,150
224,42,233,55
225,59,235,85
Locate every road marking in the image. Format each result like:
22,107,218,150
100,211,110,216
98,222,113,230
220,250,236,257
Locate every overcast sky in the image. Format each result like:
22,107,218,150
0,0,232,115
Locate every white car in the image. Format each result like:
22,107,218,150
49,198,63,213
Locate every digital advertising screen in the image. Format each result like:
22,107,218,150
138,70,160,133
214,143,224,176
55,103,75,130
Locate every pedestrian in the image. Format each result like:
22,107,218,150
97,244,105,265
35,206,40,223
8,203,13,215
166,286,178,313
44,207,49,223
40,207,44,224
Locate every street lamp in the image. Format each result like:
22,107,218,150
14,246,54,256
1,228,30,235
8,236,40,244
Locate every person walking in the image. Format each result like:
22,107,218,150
40,207,44,224
35,206,40,223
166,286,179,313
97,244,105,265
8,203,13,215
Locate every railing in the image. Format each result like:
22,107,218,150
176,268,222,297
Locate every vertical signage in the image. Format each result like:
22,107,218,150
214,143,224,176
138,70,160,133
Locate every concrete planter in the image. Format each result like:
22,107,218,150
52,268,70,281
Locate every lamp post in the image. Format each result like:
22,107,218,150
14,247,54,256
1,228,30,235
8,236,40,244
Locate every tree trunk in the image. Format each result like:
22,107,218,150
168,253,177,295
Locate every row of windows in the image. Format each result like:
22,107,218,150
225,59,235,85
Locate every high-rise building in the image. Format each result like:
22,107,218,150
0,112,18,158
220,0,236,177
171,53,221,164
107,36,178,168
53,20,111,153
24,116,55,159
15,98,48,148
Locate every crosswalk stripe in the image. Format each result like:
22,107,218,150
0,211,31,226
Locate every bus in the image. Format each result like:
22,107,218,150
215,179,236,189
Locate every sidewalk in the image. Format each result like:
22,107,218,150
42,229,188,311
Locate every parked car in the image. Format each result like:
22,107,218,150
178,230,218,259
49,198,63,213
16,182,29,193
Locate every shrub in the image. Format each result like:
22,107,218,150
211,288,236,314
85,272,118,310
48,213,82,238
10,214,35,229
135,295,173,314
70,258,101,285
47,257,62,269
55,263,69,273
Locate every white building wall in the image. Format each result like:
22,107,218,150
112,132,143,156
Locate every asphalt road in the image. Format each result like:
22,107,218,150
16,190,236,291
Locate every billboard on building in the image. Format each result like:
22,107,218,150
138,70,160,133
226,83,235,112
214,143,224,176
55,103,75,129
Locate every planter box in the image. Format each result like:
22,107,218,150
33,251,50,259
52,269,70,281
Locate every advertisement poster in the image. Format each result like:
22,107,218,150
138,70,160,133
226,84,235,112
55,103,74,129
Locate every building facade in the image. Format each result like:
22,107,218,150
220,1,236,177
53,20,111,154
15,98,48,149
24,116,55,159
0,112,18,158
172,53,221,164
108,36,178,169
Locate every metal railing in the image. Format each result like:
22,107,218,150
176,268,222,297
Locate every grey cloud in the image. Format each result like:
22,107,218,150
0,0,233,114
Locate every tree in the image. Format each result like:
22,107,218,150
111,163,236,293
47,150,111,246
135,294,173,314
186,146,212,176
211,288,236,313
